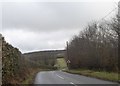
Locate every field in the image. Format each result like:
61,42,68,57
55,58,68,70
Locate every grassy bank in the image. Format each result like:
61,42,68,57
22,68,54,84
64,69,119,82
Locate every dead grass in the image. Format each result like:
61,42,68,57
64,69,119,82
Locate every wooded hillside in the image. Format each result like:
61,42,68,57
24,50,65,69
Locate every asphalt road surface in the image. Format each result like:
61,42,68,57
34,71,118,86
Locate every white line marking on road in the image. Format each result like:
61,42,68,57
70,82,77,86
56,74,64,79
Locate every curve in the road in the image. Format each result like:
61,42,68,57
34,71,118,86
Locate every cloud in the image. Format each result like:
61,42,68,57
2,29,79,53
1,1,117,53
2,2,116,32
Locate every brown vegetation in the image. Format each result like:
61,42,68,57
66,16,119,72
2,36,30,84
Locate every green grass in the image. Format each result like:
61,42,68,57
64,69,119,82
55,58,67,69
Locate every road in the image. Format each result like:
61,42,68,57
34,71,118,86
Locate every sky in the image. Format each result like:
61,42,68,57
0,0,119,53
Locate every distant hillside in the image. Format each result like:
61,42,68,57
24,50,66,58
24,50,66,67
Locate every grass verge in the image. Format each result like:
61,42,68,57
64,69,119,82
22,68,54,84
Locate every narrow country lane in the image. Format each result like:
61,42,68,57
34,71,118,86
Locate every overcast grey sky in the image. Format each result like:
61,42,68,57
0,0,119,53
